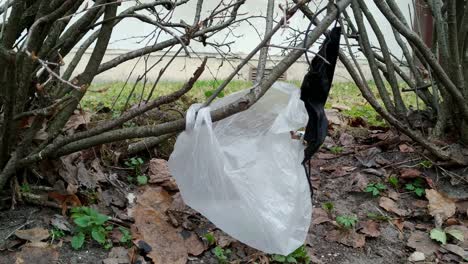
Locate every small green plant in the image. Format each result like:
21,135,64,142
125,157,147,185
118,227,132,247
204,89,225,99
387,176,399,189
329,146,344,154
344,105,386,127
419,160,433,169
213,246,231,264
364,183,387,196
430,227,464,245
136,175,148,185
271,245,310,264
336,215,358,229
405,178,425,197
70,207,111,250
125,157,144,174
20,183,31,193
367,212,391,222
322,202,334,213
50,228,65,242
203,232,216,246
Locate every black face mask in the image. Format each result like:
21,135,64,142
300,25,342,196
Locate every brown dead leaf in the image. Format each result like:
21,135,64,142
76,161,98,189
90,158,107,183
426,189,456,224
359,220,381,237
14,245,59,264
316,153,337,160
349,172,369,192
15,228,49,243
182,231,206,256
392,219,404,232
356,147,381,168
398,144,415,153
407,231,439,255
50,214,72,232
387,190,400,201
312,208,331,225
102,246,130,264
379,197,408,216
339,133,354,146
64,110,91,131
325,229,365,248
58,154,80,186
148,159,171,183
136,186,173,214
214,230,236,248
399,168,421,179
442,244,468,260
132,206,187,264
329,167,350,178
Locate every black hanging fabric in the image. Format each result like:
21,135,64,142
300,25,342,197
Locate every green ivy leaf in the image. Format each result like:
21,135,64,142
71,232,85,250
286,256,298,263
91,227,107,244
405,184,415,191
430,228,447,244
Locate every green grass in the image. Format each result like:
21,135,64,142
81,80,250,112
82,79,426,127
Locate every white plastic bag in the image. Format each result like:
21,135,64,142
168,82,312,255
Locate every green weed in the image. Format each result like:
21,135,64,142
70,207,111,250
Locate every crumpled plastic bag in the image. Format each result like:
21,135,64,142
168,82,312,255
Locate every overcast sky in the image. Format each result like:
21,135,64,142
105,0,414,57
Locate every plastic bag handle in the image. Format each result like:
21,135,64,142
185,104,202,131
194,107,212,130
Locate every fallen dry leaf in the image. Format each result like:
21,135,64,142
131,186,191,263
379,197,408,216
399,168,421,179
132,206,187,264
356,147,381,168
147,159,179,188
392,219,404,232
14,245,59,264
15,228,49,243
136,186,173,214
214,230,236,248
398,144,415,153
442,244,468,260
349,172,369,192
426,189,456,224
325,229,365,248
76,161,98,189
316,153,337,160
387,190,400,201
182,231,206,256
102,246,130,264
359,220,381,237
312,208,331,225
339,133,354,146
64,110,91,131
50,214,72,232
407,231,439,255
